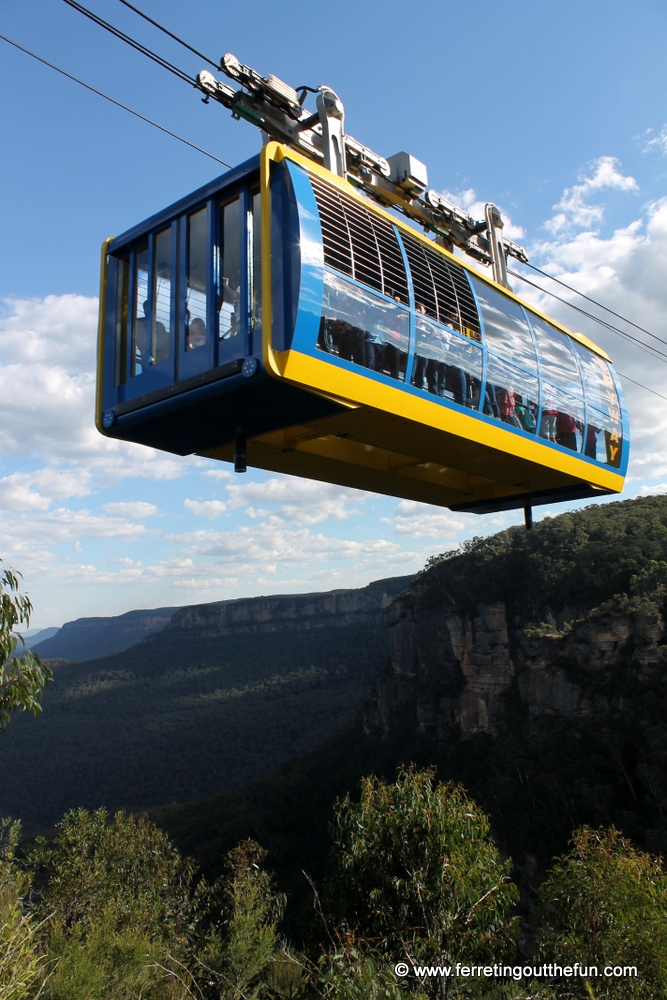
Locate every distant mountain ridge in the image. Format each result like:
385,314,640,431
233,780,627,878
1,574,412,832
31,606,181,661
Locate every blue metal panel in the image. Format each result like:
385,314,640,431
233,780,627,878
285,161,323,354
103,255,118,411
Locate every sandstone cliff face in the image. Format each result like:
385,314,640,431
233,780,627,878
365,581,666,741
164,576,412,639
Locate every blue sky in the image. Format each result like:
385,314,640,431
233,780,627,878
2,0,667,626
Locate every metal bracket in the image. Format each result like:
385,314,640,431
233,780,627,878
316,87,346,178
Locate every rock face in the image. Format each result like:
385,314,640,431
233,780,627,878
164,576,411,638
365,581,666,741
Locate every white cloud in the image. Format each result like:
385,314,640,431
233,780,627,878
224,475,369,525
434,187,525,241
544,156,638,234
103,501,160,519
639,484,667,496
639,126,667,157
184,498,227,518
387,500,481,539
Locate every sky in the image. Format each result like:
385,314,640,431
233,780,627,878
2,0,667,627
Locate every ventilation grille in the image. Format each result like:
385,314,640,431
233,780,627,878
310,176,409,303
401,231,481,338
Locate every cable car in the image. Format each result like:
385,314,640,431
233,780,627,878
96,141,628,514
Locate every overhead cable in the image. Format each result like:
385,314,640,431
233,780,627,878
616,371,667,404
524,260,667,351
60,0,197,86
0,33,231,167
114,0,219,70
508,267,667,366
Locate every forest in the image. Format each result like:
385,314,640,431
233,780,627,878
4,494,667,997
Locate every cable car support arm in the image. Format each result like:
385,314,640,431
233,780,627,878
196,56,527,283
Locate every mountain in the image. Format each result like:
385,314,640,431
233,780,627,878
30,606,180,661
0,575,411,833
152,494,667,937
19,627,60,650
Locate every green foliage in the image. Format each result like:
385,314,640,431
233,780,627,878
421,494,667,616
0,563,52,732
29,808,197,941
194,840,285,1000
325,766,518,996
536,826,667,999
0,820,49,1000
42,914,186,1000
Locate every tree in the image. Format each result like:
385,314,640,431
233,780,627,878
536,826,667,999
0,562,52,732
194,840,286,1000
324,766,519,997
0,819,49,1000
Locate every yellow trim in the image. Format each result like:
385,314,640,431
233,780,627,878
95,237,114,434
260,142,612,363
277,348,624,493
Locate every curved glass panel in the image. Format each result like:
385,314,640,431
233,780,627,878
317,270,409,380
585,405,623,468
152,228,171,365
484,355,539,432
411,314,482,409
528,313,583,398
540,383,584,452
470,277,538,374
573,343,620,418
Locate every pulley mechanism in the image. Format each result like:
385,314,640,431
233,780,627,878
196,55,528,281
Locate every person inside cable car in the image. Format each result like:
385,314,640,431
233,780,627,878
135,299,168,369
186,316,207,350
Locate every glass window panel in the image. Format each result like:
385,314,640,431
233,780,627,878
218,197,241,340
133,244,149,375
573,343,621,419
484,354,539,433
539,383,584,452
114,256,129,386
411,314,482,409
470,277,538,374
585,406,623,468
251,190,261,331
186,208,207,351
528,313,583,398
317,270,409,381
152,228,171,365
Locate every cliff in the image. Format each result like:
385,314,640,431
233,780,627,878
366,589,665,741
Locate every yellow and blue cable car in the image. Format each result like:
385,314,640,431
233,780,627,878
96,142,628,514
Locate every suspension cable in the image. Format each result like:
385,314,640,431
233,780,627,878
522,260,667,350
60,0,197,87
508,268,667,365
114,0,219,70
0,33,230,167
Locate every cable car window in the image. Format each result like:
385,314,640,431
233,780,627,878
114,256,129,387
584,406,623,468
400,233,482,341
133,244,149,375
528,314,583,398
539,383,584,452
411,313,482,409
317,270,409,379
186,208,207,351
152,228,171,365
484,355,539,432
251,190,261,330
470,278,538,374
572,343,620,418
218,197,241,340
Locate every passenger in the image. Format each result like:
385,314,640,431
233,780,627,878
220,276,240,338
585,423,599,459
187,316,207,350
515,397,537,433
497,387,522,427
135,300,169,368
556,411,578,451
540,388,558,442
383,293,406,380
411,303,429,389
